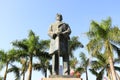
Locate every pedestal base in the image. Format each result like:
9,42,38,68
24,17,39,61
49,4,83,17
42,78,82,80
49,75,76,78
42,75,82,80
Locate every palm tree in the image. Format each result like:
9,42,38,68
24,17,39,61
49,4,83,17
0,50,8,80
87,17,120,80
7,57,28,80
20,58,28,80
70,57,78,69
69,36,84,77
33,55,51,77
12,30,40,80
69,36,84,57
0,77,3,80
7,64,20,80
89,53,120,80
0,49,17,80
33,39,51,78
76,52,89,80
12,30,51,80
89,68,104,80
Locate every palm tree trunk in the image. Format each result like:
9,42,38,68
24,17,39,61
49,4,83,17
4,62,8,80
22,71,25,80
27,55,33,80
109,56,117,80
45,69,47,78
86,68,88,80
107,69,111,80
115,71,120,80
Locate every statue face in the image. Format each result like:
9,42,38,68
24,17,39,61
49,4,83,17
56,14,62,21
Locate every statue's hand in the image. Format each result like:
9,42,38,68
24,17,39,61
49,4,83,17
56,27,62,35
53,34,57,39
56,31,62,35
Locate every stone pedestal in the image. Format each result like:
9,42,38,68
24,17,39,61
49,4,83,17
49,75,76,78
41,75,82,80
42,78,82,80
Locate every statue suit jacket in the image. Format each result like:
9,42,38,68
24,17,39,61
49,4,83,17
48,21,71,56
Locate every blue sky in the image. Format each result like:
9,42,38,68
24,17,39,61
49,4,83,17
0,0,120,80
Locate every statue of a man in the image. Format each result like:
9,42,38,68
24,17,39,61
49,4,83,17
48,13,71,75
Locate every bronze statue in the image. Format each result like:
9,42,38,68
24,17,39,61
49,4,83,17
48,13,71,75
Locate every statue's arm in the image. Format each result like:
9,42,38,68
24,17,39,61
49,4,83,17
48,25,57,39
62,24,71,35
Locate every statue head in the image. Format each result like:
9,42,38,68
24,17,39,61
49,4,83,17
56,13,63,21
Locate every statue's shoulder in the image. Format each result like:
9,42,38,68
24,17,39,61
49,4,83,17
51,21,60,26
61,22,70,27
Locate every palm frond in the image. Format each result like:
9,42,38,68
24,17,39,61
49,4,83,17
114,58,120,64
0,62,4,70
79,52,90,67
101,17,111,31
69,36,83,57
89,69,98,76
75,67,85,74
109,26,120,43
33,63,42,71
96,54,107,64
114,66,120,72
7,65,20,80
70,57,78,69
39,40,50,50
69,36,84,50
111,43,120,58
79,52,86,64
90,20,108,40
97,68,105,80
12,40,28,50
87,39,103,56
91,61,102,70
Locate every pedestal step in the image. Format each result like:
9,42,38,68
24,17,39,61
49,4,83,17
42,78,82,80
